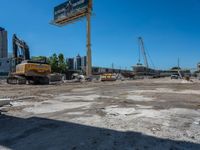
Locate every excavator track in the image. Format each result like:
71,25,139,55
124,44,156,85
28,77,49,85
7,76,26,85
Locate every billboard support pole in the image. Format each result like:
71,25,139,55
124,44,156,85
86,0,92,77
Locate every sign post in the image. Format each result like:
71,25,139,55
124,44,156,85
86,0,92,77
52,0,93,77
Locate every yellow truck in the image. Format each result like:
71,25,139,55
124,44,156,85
100,73,117,82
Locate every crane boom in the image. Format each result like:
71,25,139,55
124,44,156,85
138,37,149,68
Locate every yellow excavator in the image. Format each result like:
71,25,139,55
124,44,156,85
7,34,51,85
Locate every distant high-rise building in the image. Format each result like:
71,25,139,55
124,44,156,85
0,27,8,58
66,58,74,70
75,54,82,70
66,54,87,71
81,56,87,71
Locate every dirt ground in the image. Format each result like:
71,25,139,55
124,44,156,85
0,78,200,150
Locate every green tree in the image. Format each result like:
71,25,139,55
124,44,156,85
48,53,67,73
58,53,67,73
49,53,58,73
31,56,47,62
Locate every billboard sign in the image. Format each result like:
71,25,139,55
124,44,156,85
53,0,89,25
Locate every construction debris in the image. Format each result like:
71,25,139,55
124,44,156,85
0,78,200,149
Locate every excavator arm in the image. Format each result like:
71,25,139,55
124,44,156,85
12,34,30,67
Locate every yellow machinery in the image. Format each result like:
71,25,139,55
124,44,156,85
7,34,51,85
16,61,51,76
8,61,51,84
100,73,117,82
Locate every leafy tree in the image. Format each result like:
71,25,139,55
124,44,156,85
32,53,68,73
58,53,67,73
49,53,58,73
31,56,47,61
48,53,67,73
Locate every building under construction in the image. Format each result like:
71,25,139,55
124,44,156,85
0,27,8,58
0,27,10,76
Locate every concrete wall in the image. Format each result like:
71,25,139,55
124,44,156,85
0,58,11,75
198,63,200,71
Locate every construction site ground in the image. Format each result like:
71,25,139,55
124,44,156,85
0,78,200,150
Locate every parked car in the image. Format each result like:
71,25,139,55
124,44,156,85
171,74,179,79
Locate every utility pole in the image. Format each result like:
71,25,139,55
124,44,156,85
86,0,92,77
112,63,114,69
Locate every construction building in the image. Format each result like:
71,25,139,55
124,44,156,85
0,27,8,58
0,27,10,76
159,67,191,77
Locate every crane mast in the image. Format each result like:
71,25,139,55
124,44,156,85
138,37,149,68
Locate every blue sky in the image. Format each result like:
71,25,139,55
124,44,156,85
0,0,200,70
